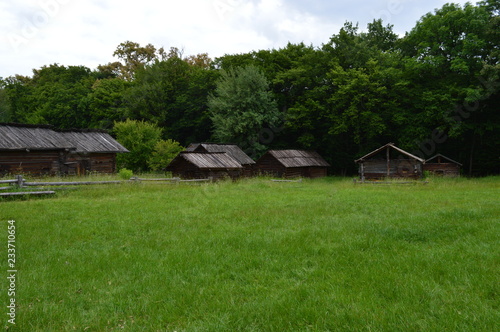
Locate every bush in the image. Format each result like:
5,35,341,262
113,119,163,172
147,139,184,171
118,168,133,180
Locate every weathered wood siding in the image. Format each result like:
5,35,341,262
282,167,328,179
0,151,118,176
65,153,117,175
361,159,423,180
256,154,328,178
168,158,240,180
255,153,287,177
0,151,62,175
305,167,328,178
423,163,460,176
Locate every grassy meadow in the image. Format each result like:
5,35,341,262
1,176,499,331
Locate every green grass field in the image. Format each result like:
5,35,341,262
1,176,499,331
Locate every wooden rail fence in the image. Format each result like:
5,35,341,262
0,175,213,197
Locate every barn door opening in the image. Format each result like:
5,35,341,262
77,159,91,175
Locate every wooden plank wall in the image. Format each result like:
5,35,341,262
423,163,460,176
0,151,118,175
169,158,241,180
362,159,423,179
0,151,62,175
255,154,286,177
65,153,117,174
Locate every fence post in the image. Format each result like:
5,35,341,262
16,175,24,188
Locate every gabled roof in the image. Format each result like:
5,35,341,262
426,154,462,166
0,123,128,153
355,143,425,163
167,152,243,170
264,150,330,168
186,143,255,165
0,124,72,151
59,131,129,153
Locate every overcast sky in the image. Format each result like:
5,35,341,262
1,0,476,78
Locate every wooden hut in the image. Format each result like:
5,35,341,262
424,154,462,176
58,130,129,175
165,152,243,180
255,150,330,178
0,123,128,175
355,143,425,181
186,143,255,176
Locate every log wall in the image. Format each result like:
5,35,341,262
169,158,241,180
361,159,423,180
423,163,460,176
0,150,62,175
0,151,118,176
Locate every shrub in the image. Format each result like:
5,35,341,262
113,119,163,172
147,139,184,171
118,168,133,180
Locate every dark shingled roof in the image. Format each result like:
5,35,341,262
266,150,330,167
0,123,128,153
59,131,129,153
186,143,255,165
167,152,243,170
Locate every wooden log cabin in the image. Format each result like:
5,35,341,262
0,123,128,175
424,154,462,177
355,143,425,181
186,143,255,176
165,152,243,180
255,150,330,178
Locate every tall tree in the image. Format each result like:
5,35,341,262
98,41,168,81
208,65,280,157
125,55,217,144
2,64,96,129
400,2,498,174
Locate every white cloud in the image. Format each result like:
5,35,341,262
0,0,478,78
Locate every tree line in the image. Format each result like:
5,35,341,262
1,1,498,175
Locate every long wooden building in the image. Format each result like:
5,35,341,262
355,143,425,181
186,143,255,176
0,123,128,175
255,150,330,178
165,152,243,180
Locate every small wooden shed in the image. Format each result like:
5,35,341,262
0,123,128,175
355,143,425,181
165,152,243,180
58,130,130,175
186,143,255,176
424,154,462,176
255,150,330,178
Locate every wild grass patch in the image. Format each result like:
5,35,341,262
1,176,499,330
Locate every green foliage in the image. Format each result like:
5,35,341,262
1,1,499,176
208,65,280,156
0,79,11,122
84,78,130,129
147,139,184,171
125,56,216,145
118,168,133,179
113,119,163,172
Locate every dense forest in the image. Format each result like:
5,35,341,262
1,1,499,175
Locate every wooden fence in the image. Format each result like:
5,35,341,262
0,175,212,197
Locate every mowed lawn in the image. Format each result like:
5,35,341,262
1,177,499,331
